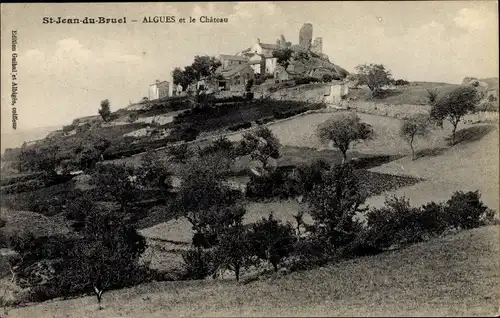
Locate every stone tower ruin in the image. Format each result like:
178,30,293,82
299,23,313,50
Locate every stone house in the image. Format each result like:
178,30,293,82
237,38,279,75
219,54,249,70
218,64,255,90
149,80,169,100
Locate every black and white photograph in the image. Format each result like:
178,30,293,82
1,2,499,317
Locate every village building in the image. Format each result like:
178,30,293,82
217,64,255,91
149,80,169,100
237,38,279,75
219,54,249,69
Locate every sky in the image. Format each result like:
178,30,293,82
1,1,498,134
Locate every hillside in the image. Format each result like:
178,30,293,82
5,225,499,317
3,78,497,167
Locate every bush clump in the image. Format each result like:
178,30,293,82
227,121,252,132
361,190,495,251
295,77,319,85
181,248,215,280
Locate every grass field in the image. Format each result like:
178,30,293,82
366,122,499,213
348,82,460,106
6,225,499,317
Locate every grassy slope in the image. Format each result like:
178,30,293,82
367,122,499,213
6,225,499,317
348,82,460,106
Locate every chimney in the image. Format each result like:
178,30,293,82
255,38,261,45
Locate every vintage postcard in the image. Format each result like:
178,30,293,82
1,2,499,317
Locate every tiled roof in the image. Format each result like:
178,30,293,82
221,64,252,77
219,54,249,62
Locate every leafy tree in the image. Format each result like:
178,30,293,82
426,88,439,105
307,164,366,249
62,198,146,307
238,126,281,171
191,55,221,80
245,78,254,92
430,86,480,144
213,224,252,281
249,213,296,272
317,113,373,163
177,155,244,248
272,48,293,69
137,149,171,190
173,56,221,90
400,114,431,160
90,164,139,213
354,63,393,97
293,159,331,197
98,99,112,122
173,67,193,91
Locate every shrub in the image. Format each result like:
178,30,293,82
180,126,199,142
227,121,252,132
62,124,76,133
255,116,274,126
181,248,215,280
365,196,426,249
198,136,235,160
273,107,309,120
295,77,319,85
444,190,493,229
393,79,410,86
246,169,299,200
286,236,333,272
249,214,296,272
167,144,194,163
293,159,330,197
322,74,334,82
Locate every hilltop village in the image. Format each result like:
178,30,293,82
1,12,499,318
148,23,349,100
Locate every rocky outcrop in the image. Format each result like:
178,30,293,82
288,52,349,80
